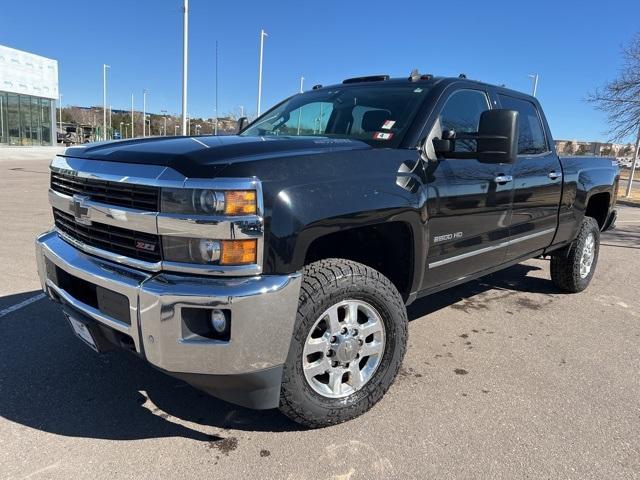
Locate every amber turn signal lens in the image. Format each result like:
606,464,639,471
220,239,258,265
224,190,257,215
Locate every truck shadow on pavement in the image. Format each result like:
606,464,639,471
0,292,303,442
407,263,555,320
600,221,640,250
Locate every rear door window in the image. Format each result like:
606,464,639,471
498,95,548,155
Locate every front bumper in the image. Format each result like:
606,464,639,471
35,230,302,409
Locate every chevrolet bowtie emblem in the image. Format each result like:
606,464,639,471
71,195,91,225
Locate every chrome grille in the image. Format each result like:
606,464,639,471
51,171,159,211
53,208,161,263
48,156,264,276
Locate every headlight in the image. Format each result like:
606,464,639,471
162,237,221,263
161,188,257,215
162,237,257,265
160,186,259,266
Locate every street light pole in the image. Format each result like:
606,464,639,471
529,73,539,97
296,76,305,134
142,89,148,137
214,40,219,135
239,105,244,118
181,0,189,135
58,93,63,135
131,93,134,138
103,64,110,140
161,110,167,136
625,127,640,197
257,29,267,116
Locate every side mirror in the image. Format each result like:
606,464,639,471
237,117,248,133
432,109,519,164
476,109,519,164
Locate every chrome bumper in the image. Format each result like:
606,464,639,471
35,230,302,377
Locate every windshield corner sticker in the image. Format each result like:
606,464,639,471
373,131,394,141
381,120,396,130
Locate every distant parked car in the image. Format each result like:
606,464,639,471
617,158,632,168
113,131,121,140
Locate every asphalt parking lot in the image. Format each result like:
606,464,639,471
1,154,639,480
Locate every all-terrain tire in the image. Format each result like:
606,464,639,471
550,216,600,293
279,259,408,428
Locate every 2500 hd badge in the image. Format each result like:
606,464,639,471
434,232,463,243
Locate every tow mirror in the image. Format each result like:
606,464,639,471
237,116,248,133
476,109,519,164
432,109,519,164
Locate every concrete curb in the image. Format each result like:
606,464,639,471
0,146,66,161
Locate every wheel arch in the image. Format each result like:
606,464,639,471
302,221,417,302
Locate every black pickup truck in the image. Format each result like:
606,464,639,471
36,73,619,428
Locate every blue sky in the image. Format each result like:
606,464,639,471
1,0,639,142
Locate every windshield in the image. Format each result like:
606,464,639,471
240,84,430,148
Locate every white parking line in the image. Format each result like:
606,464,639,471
0,293,46,319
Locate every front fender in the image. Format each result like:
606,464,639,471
263,176,427,291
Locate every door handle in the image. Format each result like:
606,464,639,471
548,171,562,180
494,175,513,184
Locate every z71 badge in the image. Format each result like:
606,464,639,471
433,232,463,243
135,241,157,252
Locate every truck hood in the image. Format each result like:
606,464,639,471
61,135,372,177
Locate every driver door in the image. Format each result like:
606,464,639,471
421,88,514,290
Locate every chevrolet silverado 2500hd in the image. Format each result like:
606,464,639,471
36,73,619,428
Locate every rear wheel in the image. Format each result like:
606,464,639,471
550,216,600,293
279,259,407,428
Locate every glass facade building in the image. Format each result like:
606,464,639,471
0,45,58,146
0,92,54,145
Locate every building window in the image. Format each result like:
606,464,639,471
41,98,51,144
7,94,19,144
0,91,53,146
0,93,7,143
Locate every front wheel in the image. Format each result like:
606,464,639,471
550,216,600,293
279,259,408,428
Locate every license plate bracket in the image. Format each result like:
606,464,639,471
66,315,99,352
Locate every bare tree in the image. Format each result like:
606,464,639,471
587,33,640,196
563,141,576,155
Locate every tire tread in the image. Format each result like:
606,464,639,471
550,216,600,293
279,258,407,428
